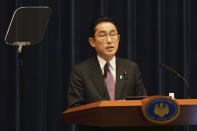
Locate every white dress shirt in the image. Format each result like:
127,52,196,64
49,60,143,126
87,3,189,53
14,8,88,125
97,55,116,82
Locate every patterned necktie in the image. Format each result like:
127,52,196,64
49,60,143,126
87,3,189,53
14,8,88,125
104,62,115,100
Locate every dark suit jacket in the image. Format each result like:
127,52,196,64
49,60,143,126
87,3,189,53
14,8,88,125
66,57,174,130
67,56,146,108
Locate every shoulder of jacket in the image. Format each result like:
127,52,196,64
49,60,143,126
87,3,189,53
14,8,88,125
72,56,96,70
117,57,137,66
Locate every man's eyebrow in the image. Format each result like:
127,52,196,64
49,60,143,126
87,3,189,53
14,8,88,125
97,30,117,34
97,31,106,34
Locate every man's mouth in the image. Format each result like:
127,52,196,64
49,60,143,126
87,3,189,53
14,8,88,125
106,46,114,49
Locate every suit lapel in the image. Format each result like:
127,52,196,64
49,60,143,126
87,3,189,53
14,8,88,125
89,56,110,100
115,58,126,99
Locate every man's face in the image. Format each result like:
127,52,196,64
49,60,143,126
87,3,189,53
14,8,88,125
89,22,120,61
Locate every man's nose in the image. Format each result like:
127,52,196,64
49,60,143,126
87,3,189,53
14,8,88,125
106,35,112,43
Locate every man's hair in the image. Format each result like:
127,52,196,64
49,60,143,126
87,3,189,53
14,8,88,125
89,17,119,38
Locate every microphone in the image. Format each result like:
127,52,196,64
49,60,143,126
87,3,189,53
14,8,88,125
160,64,190,98
160,64,178,75
160,64,182,79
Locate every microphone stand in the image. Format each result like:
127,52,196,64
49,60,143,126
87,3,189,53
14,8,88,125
177,74,190,99
160,64,190,99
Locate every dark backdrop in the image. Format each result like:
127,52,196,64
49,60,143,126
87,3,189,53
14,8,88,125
1,0,197,131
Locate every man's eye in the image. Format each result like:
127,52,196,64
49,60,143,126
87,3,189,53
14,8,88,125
100,34,106,37
110,34,116,36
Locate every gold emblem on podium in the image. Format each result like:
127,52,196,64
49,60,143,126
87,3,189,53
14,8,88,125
154,102,169,117
142,96,180,124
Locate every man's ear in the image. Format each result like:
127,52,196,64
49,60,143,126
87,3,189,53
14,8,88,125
89,37,95,48
118,35,120,41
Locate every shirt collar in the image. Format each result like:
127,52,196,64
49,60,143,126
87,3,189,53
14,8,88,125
97,55,116,71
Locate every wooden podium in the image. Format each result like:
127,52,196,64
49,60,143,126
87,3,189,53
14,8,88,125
63,99,197,127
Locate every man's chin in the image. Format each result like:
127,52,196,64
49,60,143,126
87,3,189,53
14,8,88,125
104,52,116,58
105,51,114,55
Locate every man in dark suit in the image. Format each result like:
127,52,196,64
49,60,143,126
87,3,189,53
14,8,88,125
67,16,146,109
66,17,176,131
